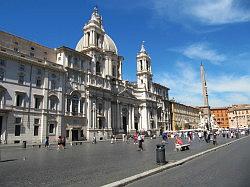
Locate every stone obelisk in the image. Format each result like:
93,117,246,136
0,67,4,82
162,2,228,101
200,63,211,130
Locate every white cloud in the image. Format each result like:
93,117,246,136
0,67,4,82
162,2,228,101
182,43,226,64
209,75,250,93
155,61,250,107
151,0,250,25
190,0,250,25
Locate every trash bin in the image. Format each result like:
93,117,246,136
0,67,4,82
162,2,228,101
22,141,27,148
235,132,239,139
156,144,166,164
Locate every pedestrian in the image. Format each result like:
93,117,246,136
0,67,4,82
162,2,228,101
122,133,125,142
162,131,168,144
62,136,66,149
230,131,234,138
57,136,62,150
111,134,114,144
137,133,144,151
213,131,217,145
126,133,130,143
44,136,49,148
198,131,202,141
133,131,138,144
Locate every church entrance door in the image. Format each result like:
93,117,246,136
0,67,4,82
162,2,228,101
72,130,78,141
123,116,127,133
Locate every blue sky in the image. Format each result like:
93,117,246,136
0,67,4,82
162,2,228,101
1,0,250,107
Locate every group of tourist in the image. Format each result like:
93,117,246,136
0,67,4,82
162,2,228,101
43,136,66,149
110,131,145,151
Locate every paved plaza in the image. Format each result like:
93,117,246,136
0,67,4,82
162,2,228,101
0,136,245,186
128,136,250,187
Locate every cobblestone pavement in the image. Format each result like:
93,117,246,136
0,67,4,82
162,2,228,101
0,135,242,187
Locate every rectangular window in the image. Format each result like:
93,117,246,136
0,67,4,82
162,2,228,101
34,126,39,136
34,97,42,109
67,98,71,112
112,66,116,77
66,130,69,138
36,78,42,87
81,60,84,69
15,125,21,136
49,124,54,134
18,75,24,84
34,118,40,125
80,99,84,114
30,52,34,57
16,94,23,107
15,117,22,124
51,80,56,90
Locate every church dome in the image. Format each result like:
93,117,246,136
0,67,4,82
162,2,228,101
103,34,118,54
75,34,118,55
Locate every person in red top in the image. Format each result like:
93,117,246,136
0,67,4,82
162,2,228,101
175,136,183,145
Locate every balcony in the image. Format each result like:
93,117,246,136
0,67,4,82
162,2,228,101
87,74,111,90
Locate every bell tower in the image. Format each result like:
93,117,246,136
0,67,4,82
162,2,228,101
82,6,105,49
136,42,152,91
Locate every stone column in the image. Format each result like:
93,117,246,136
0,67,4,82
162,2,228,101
86,97,92,129
78,100,80,116
116,101,120,131
69,128,73,142
132,106,135,130
128,105,131,132
108,101,111,129
120,106,123,131
70,100,72,115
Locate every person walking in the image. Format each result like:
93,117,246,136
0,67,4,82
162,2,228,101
57,136,63,150
198,131,202,142
111,134,114,144
44,136,49,148
213,131,217,145
62,137,66,149
133,132,138,144
137,133,144,151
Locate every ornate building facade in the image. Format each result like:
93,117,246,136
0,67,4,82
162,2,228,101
170,101,200,131
211,107,229,129
228,104,250,129
0,7,171,144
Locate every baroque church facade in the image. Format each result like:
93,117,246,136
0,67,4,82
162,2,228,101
0,7,171,144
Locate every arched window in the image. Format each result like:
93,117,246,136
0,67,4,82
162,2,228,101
140,60,143,70
98,103,103,115
71,93,80,115
49,95,59,111
96,61,101,75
